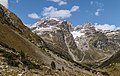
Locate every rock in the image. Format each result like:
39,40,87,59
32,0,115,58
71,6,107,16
30,18,83,62
30,19,120,66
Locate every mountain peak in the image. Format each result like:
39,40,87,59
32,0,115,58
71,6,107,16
83,22,94,29
30,18,73,35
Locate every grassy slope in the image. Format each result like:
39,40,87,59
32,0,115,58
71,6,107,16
0,4,53,65
0,22,52,65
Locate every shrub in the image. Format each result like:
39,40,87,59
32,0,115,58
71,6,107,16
0,48,4,53
51,61,56,70
62,67,64,71
7,60,20,67
21,59,40,69
19,50,25,59
2,51,20,67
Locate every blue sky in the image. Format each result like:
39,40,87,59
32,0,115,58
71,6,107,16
0,0,120,29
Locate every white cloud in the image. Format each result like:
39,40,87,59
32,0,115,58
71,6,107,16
58,1,67,5
47,0,67,6
0,0,8,8
28,13,40,19
70,6,79,12
90,1,104,16
42,6,79,19
95,24,120,31
95,11,99,16
16,0,20,3
95,9,104,16
90,1,93,5
90,1,104,8
96,1,104,8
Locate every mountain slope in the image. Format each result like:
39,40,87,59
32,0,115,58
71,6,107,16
98,43,120,76
0,4,53,65
30,18,83,62
72,23,120,66
100,48,120,67
30,18,120,67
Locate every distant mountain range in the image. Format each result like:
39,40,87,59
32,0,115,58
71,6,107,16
0,4,120,76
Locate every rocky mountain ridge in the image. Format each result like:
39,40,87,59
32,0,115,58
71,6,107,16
30,18,120,67
30,18,83,62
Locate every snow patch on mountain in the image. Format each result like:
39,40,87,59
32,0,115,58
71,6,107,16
32,26,58,35
71,31,85,39
49,18,60,21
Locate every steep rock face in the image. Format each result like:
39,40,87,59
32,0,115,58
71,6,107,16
72,23,120,66
31,19,120,66
98,30,120,67
30,18,83,62
99,49,120,68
